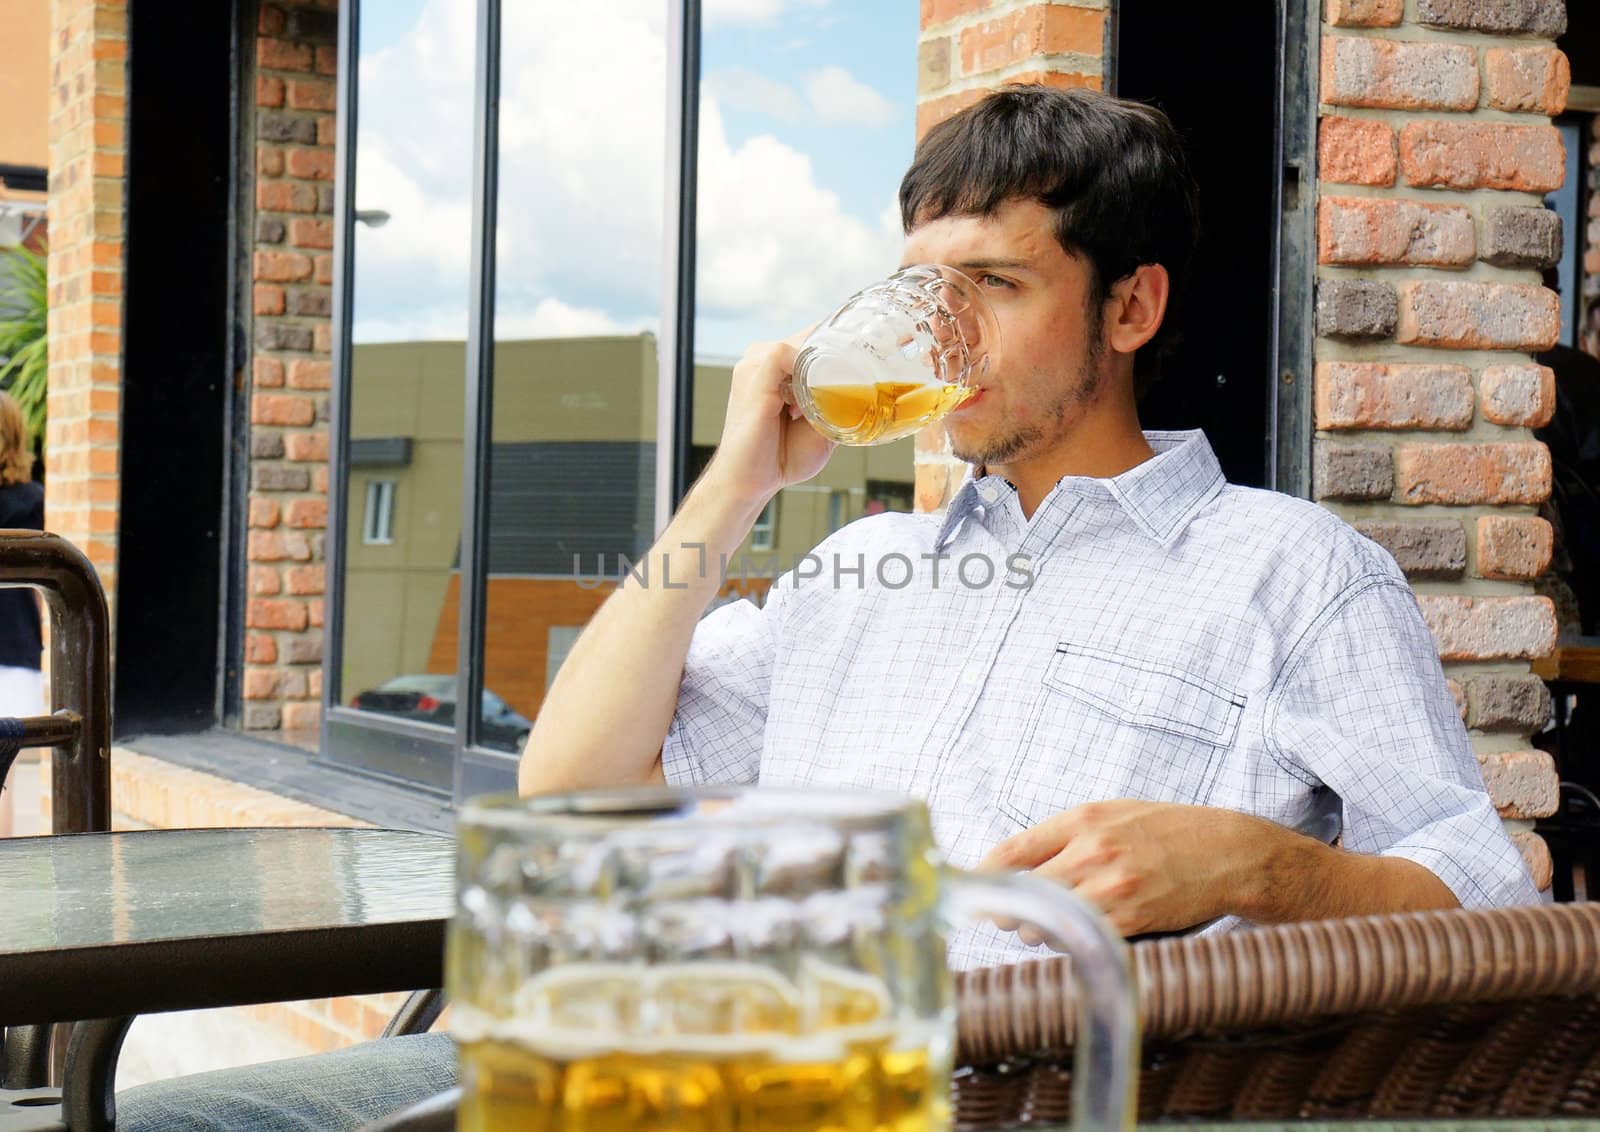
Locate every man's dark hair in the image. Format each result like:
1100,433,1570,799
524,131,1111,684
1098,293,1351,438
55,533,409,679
899,85,1200,381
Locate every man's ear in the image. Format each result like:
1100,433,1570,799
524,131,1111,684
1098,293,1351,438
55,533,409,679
1105,264,1170,357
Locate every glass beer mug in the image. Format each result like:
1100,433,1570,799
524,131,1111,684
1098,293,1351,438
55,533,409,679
450,787,1136,1132
790,265,999,445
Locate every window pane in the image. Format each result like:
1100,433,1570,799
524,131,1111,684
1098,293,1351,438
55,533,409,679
335,0,473,766
694,5,918,580
476,1,668,756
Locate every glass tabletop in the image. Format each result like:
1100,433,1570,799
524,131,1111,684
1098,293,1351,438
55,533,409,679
0,827,453,955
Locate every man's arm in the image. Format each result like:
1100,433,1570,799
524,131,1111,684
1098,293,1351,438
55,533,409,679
980,800,1455,942
518,340,832,797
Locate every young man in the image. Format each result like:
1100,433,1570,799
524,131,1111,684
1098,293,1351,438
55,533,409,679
520,85,1538,968
117,85,1536,1131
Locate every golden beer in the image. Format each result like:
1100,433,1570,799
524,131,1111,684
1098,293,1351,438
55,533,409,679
456,960,949,1132
805,381,975,445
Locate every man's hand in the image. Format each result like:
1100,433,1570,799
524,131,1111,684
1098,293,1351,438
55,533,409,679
703,338,835,512
978,799,1459,944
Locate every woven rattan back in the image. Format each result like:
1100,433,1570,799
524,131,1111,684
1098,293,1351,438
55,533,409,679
952,904,1600,1125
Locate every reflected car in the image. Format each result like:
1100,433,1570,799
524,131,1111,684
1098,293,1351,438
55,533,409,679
349,674,532,750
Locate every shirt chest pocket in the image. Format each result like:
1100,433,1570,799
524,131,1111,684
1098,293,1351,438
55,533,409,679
998,642,1246,829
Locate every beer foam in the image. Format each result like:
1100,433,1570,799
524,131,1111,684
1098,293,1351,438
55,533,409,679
453,959,928,1064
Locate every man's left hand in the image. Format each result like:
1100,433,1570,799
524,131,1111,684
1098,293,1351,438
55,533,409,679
978,799,1270,941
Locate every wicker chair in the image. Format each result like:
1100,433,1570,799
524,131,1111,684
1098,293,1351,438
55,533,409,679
951,902,1600,1127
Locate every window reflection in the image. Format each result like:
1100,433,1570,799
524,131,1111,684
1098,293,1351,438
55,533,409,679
693,4,919,576
337,0,473,742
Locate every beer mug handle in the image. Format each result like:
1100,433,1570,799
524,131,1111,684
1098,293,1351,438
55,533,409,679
942,868,1139,1132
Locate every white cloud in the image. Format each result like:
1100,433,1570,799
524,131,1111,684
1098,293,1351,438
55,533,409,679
703,66,806,122
703,0,827,27
349,0,901,351
804,65,898,127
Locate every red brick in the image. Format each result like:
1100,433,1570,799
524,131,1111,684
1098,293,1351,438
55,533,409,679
313,324,333,353
960,7,1104,76
257,181,317,213
915,462,952,515
285,498,328,529
284,431,329,462
1321,36,1478,111
248,531,289,561
286,147,335,181
1318,116,1397,186
244,667,281,700
1394,442,1551,505
1400,121,1566,194
289,218,333,250
252,394,316,427
256,75,284,108
1314,362,1474,430
1476,515,1553,580
1446,678,1467,721
287,359,331,390
254,357,285,388
253,283,285,316
249,565,282,596
258,144,285,178
1397,281,1560,352
1417,595,1557,661
1318,196,1474,267
1479,364,1555,428
249,497,281,528
283,702,323,730
1324,0,1403,25
1511,831,1553,892
246,633,278,665
286,79,336,112
1484,47,1570,116
286,565,325,595
1476,750,1559,819
917,87,988,140
254,251,313,283
314,255,333,285
257,4,286,35
308,599,325,629
258,37,312,72
922,0,987,29
315,46,337,77
316,116,336,146
247,598,310,632
313,466,330,494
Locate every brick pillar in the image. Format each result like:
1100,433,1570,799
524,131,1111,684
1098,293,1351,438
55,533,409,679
244,0,337,733
1315,0,1571,890
45,0,126,605
914,0,1107,512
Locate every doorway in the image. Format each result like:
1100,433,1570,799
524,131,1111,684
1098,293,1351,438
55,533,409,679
1113,1,1282,489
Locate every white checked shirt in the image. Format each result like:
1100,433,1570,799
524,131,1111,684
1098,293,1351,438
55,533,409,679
661,431,1539,969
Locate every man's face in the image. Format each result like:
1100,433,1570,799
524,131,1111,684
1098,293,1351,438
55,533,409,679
900,198,1110,468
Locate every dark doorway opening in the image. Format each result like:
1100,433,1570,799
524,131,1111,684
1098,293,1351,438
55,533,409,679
1114,0,1281,489
115,0,238,733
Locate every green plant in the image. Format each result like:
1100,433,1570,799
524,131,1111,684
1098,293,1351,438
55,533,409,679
0,246,47,444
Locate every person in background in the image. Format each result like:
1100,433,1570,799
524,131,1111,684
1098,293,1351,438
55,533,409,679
0,391,44,837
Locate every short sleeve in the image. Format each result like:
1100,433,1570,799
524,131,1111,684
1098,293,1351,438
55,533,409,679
660,582,789,788
1266,575,1539,909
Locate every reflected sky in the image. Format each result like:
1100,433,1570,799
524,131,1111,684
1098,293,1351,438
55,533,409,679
348,0,915,356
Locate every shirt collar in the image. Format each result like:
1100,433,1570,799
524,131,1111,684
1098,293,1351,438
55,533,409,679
933,430,1225,551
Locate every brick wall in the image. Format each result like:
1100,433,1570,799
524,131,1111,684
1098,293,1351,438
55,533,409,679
45,0,126,604
914,0,1106,512
915,0,1567,888
1312,0,1571,888
245,0,338,734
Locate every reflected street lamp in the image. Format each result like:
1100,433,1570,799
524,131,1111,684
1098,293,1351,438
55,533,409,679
354,209,391,228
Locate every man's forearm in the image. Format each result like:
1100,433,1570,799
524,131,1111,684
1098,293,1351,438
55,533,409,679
517,473,767,797
1234,815,1459,924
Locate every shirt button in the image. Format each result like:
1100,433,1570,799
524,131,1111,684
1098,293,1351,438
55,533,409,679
960,668,979,687
1129,689,1145,708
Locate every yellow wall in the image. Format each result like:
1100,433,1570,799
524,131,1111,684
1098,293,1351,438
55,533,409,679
0,0,50,202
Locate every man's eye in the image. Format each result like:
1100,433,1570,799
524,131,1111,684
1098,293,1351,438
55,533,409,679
979,274,1012,289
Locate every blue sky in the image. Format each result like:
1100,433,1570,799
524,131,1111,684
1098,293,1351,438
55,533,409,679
349,0,918,355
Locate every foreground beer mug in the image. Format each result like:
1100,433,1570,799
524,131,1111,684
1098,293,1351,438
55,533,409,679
450,787,1136,1132
791,264,999,445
